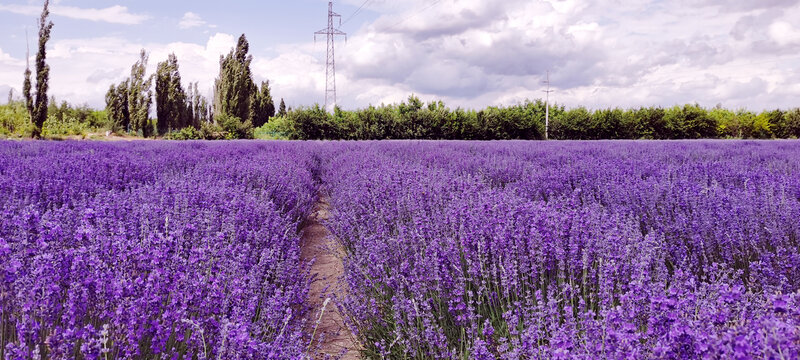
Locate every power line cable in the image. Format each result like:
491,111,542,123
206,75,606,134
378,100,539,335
340,0,373,27
382,0,444,32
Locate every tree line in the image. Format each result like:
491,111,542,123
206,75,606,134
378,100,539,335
272,97,800,140
106,34,284,140
6,0,286,139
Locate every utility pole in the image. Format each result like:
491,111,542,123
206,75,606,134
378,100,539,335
314,1,346,112
542,70,554,140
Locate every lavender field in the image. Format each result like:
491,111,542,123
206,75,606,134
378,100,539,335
0,142,318,359
1,140,799,359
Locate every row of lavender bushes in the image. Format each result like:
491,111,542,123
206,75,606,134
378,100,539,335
321,141,800,359
0,141,317,359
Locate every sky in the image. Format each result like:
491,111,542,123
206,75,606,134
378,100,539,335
0,0,799,111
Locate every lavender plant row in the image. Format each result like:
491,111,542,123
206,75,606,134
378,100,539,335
321,141,800,359
0,141,317,359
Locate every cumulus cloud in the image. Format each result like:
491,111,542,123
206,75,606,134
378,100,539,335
0,4,149,25
179,12,206,29
0,34,236,108
314,0,800,110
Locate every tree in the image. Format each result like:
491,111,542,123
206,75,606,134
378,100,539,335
23,0,53,138
214,34,257,123
278,98,287,117
251,80,275,127
6,89,12,104
782,109,800,138
155,53,189,135
191,82,211,125
105,80,130,133
128,49,154,137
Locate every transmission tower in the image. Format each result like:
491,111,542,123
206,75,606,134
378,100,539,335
315,2,347,111
542,71,554,140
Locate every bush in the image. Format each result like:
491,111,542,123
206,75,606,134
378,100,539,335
0,102,33,137
191,114,255,140
255,116,293,140
165,126,202,140
41,115,90,138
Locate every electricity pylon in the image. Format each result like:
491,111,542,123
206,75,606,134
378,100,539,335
315,2,347,111
542,71,554,140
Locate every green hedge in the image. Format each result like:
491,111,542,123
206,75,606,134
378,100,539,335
276,96,800,140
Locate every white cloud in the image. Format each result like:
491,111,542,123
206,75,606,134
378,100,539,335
0,4,148,25
179,12,206,29
0,34,236,108
769,21,800,45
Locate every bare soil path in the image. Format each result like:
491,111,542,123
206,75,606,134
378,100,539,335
300,194,360,359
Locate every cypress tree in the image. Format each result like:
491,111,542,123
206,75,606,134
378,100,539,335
278,98,287,117
24,0,53,138
214,34,257,122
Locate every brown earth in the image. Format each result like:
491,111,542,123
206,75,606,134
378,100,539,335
300,195,360,359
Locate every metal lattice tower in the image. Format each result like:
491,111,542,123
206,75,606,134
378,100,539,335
542,70,554,140
315,2,347,111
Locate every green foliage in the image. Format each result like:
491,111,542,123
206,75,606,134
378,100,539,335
0,101,34,137
282,97,550,141
288,105,329,140
254,116,292,140
711,108,778,139
251,80,275,128
214,34,257,123
1,100,108,139
780,109,800,138
664,104,717,139
106,80,130,133
165,126,202,140
41,114,89,138
155,53,190,135
552,107,592,140
274,96,800,141
216,113,254,140
629,107,667,139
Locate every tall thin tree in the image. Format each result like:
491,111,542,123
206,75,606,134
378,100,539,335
214,34,257,122
155,53,188,135
128,49,154,137
278,98,287,117
24,0,54,138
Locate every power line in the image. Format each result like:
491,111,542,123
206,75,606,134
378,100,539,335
340,0,373,27
382,0,444,32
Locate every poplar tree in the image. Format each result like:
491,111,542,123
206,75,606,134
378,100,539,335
214,34,257,122
128,49,154,137
192,82,210,124
105,80,130,132
24,0,53,138
251,80,275,127
155,53,189,135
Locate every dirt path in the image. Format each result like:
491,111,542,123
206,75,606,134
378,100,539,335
300,194,360,359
